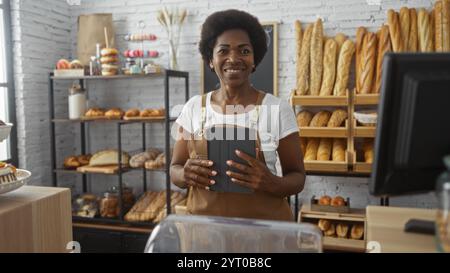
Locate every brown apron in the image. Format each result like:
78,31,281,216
186,91,294,221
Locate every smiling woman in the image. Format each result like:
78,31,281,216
170,9,306,222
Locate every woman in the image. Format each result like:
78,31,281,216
170,9,305,221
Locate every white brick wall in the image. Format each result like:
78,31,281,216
12,0,438,208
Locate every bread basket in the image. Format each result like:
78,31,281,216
0,123,13,142
354,111,377,127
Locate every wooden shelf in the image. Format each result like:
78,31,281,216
299,204,366,222
353,162,372,174
54,168,130,175
323,237,366,252
304,160,349,173
353,125,376,138
291,95,348,106
354,93,380,105
299,126,348,138
52,117,176,123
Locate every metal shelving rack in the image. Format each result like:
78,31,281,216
49,70,189,228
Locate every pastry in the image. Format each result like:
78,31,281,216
140,108,165,117
336,223,349,238
332,138,346,162
101,48,119,56
399,7,411,51
296,110,313,127
333,39,354,96
309,111,331,127
0,162,17,184
64,156,80,169
363,139,374,163
435,1,444,52
318,195,331,206
375,25,392,94
360,32,377,94
125,108,140,118
300,138,307,157
89,149,130,166
387,9,404,52
304,138,320,161
100,56,119,64
319,39,337,96
310,19,324,96
331,196,346,207
100,48,119,76
355,27,367,93
327,109,348,127
296,24,313,95
318,219,331,231
85,108,105,117
351,224,364,240
129,148,162,168
77,154,91,166
418,8,434,52
324,223,336,237
105,108,124,119
317,138,332,161
295,20,303,94
409,8,419,52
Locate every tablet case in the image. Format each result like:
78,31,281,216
206,125,256,194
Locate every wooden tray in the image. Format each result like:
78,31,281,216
310,195,350,213
80,116,122,121
353,162,372,174
123,116,164,121
304,160,349,172
77,165,128,174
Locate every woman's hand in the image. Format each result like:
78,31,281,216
226,149,276,193
184,159,217,190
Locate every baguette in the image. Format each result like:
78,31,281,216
317,138,332,161
296,110,313,127
409,8,419,52
355,27,367,94
310,19,324,96
310,111,331,127
334,33,347,59
300,138,307,157
304,138,320,161
333,39,355,96
400,7,411,51
418,8,434,52
296,24,314,95
443,0,450,51
295,20,303,92
388,9,404,52
319,39,337,96
375,25,392,94
435,0,444,52
360,32,377,94
327,109,348,127
363,139,374,164
332,138,346,162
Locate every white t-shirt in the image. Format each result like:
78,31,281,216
175,92,299,176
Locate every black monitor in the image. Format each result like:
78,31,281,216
370,53,450,197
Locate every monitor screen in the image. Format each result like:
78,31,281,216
370,53,450,197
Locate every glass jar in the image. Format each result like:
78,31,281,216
100,188,120,218
436,155,450,252
68,83,86,120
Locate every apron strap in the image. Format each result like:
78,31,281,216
199,94,207,134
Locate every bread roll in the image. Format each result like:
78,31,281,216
319,39,337,96
375,25,392,94
309,111,331,127
332,138,346,162
310,19,324,96
334,33,347,59
388,10,404,52
318,195,331,206
331,196,346,207
296,24,314,95
418,8,434,52
409,8,419,52
295,20,303,93
317,138,332,161
304,138,320,161
327,109,348,127
296,110,313,127
351,224,365,240
324,223,336,237
360,32,377,94
443,0,450,51
363,139,374,164
333,40,355,96
336,223,349,238
400,7,411,51
355,27,367,94
318,219,331,231
300,138,307,157
435,1,444,52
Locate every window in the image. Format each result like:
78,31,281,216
0,0,17,164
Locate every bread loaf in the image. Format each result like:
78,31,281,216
327,109,348,127
355,27,367,94
318,219,331,231
310,19,324,96
317,138,332,161
295,20,303,93
400,7,411,51
409,8,419,52
388,10,404,52
324,223,336,237
418,8,434,52
304,138,320,161
443,0,450,51
351,224,364,240
296,24,314,95
332,138,346,162
319,39,337,96
89,149,130,166
375,25,392,94
435,1,444,52
296,110,313,127
336,223,349,238
333,40,355,96
360,32,377,94
310,111,331,127
129,148,161,168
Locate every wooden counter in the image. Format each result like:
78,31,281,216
0,186,72,253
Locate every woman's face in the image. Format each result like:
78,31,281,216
210,29,255,89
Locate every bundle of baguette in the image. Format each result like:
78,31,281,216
124,191,185,222
304,138,346,162
295,19,354,97
317,219,364,240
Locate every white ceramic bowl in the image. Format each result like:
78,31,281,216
0,169,32,195
0,123,13,142
354,111,377,127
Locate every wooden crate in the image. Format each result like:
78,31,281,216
310,195,350,213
